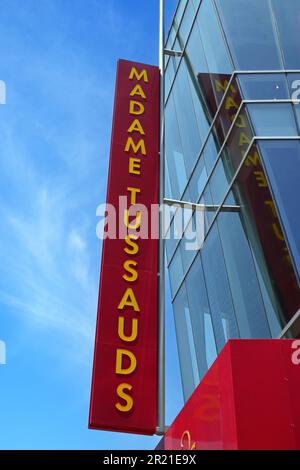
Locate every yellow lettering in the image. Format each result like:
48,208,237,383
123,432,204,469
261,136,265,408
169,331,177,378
116,349,137,375
129,100,145,115
127,119,145,135
129,157,141,175
115,383,133,412
264,200,277,218
239,132,251,146
244,148,260,167
127,187,141,205
123,260,138,282
234,114,247,129
124,235,139,255
130,84,146,99
129,67,149,83
254,170,268,187
215,79,236,95
118,288,140,312
124,209,141,229
118,316,138,342
272,223,285,241
124,137,146,155
225,96,238,110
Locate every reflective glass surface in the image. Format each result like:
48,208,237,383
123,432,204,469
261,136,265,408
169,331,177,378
200,223,240,352
247,103,298,137
169,246,184,297
272,0,300,69
238,74,289,101
177,0,196,48
217,195,272,337
229,143,300,325
165,0,300,402
185,252,218,378
215,0,283,70
258,139,300,280
196,0,232,74
173,284,200,400
165,94,187,199
172,61,203,175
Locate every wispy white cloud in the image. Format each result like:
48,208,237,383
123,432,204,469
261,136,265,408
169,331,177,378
0,177,98,364
0,1,112,367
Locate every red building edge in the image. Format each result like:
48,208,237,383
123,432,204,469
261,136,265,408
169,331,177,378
157,339,300,450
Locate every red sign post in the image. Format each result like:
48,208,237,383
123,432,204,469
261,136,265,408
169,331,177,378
89,60,160,435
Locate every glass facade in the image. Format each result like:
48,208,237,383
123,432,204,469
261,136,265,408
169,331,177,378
165,0,300,401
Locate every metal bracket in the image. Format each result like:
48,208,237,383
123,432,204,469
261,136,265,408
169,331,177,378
164,49,183,57
163,197,240,213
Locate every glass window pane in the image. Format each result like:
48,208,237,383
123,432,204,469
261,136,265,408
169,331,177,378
177,0,196,48
189,156,207,203
208,105,253,205
166,231,179,265
247,103,298,136
172,62,202,176
165,203,191,263
209,157,230,205
199,186,216,230
201,223,240,352
175,0,189,30
215,0,283,70
203,133,219,173
185,13,208,75
173,283,199,401
272,0,300,69
252,254,282,338
196,0,232,74
169,245,184,297
165,94,187,199
180,214,198,273
217,196,271,337
238,74,289,100
230,143,300,325
164,60,173,99
185,252,217,378
258,139,300,280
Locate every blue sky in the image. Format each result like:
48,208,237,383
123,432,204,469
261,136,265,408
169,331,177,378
0,0,183,450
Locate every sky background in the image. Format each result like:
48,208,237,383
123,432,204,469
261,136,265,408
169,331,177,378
0,0,183,450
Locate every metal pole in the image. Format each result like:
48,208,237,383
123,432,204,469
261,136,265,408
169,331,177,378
157,0,165,436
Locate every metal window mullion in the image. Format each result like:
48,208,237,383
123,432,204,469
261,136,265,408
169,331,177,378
164,0,186,49
234,69,300,74
164,70,237,240
165,0,204,106
211,0,236,70
157,0,166,437
165,0,189,70
166,95,244,267
177,72,237,200
278,309,300,339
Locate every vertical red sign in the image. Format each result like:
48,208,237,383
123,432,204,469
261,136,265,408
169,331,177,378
89,60,159,434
